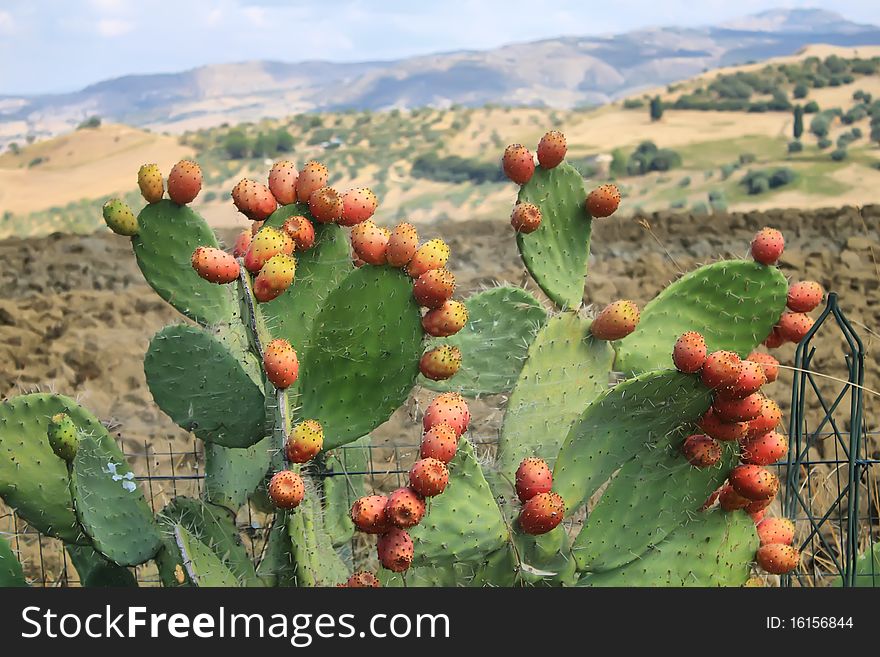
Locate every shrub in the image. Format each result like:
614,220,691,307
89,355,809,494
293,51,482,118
817,137,832,150
623,98,644,109
670,199,687,209
787,140,803,153
738,153,756,165
411,153,504,184
691,201,710,215
810,115,830,138
803,101,820,113
793,83,809,99
678,176,691,188
77,116,101,130
831,148,847,162
223,130,249,159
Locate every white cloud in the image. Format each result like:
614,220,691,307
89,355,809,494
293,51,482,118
242,6,267,27
96,18,133,37
0,10,15,35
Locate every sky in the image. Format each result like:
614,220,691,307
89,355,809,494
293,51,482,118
1,0,879,95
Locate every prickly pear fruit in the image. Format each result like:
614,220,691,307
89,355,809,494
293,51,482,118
776,311,814,344
536,130,566,169
740,431,787,466
308,187,343,224
385,487,426,529
340,187,378,226
700,488,721,511
698,408,748,442
233,179,278,221
515,457,553,503
191,246,240,284
167,159,202,205
263,339,299,390
346,572,380,588
350,219,390,265
251,220,265,236
268,470,305,509
716,360,767,400
787,281,823,313
268,160,298,205
701,351,742,390
756,544,799,574
718,484,751,511
746,496,773,515
422,300,468,337
137,163,164,204
47,413,78,462
749,509,766,524
282,215,316,251
232,229,251,258
713,393,765,422
386,222,419,268
729,464,779,501
681,434,722,467
746,397,782,438
285,419,324,464
102,198,139,236
586,184,621,218
763,328,785,349
254,253,296,302
377,527,414,573
351,495,390,535
518,492,565,535
590,300,639,340
751,227,784,265
409,458,449,497
510,202,542,234
502,144,535,185
413,268,455,309
747,352,779,383
420,424,458,463
244,226,293,273
295,161,329,203
756,518,795,546
407,239,451,278
423,392,470,436
419,345,462,381
673,331,708,373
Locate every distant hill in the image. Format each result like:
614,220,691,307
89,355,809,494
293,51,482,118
1,8,879,146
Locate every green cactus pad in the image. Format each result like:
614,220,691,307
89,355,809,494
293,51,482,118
174,525,240,587
616,260,789,374
422,286,548,396
257,513,297,587
0,394,114,544
144,324,266,448
132,200,235,326
513,527,578,587
497,313,613,478
839,542,880,587
554,370,712,514
297,266,423,449
573,441,736,572
155,497,259,587
323,436,370,547
66,545,137,587
70,433,163,566
515,163,591,309
288,491,349,586
410,439,508,567
381,563,461,587
204,438,273,513
0,535,27,587
577,510,757,587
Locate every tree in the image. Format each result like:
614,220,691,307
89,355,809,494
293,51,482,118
793,83,809,99
649,96,663,122
223,129,249,159
793,105,804,140
275,128,294,153
810,115,830,139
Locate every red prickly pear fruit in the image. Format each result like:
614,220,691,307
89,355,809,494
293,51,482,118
718,484,751,511
420,423,459,463
138,163,164,203
729,464,779,500
413,268,456,309
191,246,240,284
586,184,621,218
409,458,449,497
698,408,748,442
377,527,414,573
419,345,462,381
590,300,639,340
350,495,389,534
756,544,799,575
776,311,814,344
763,327,785,349
751,227,784,265
350,219,390,265
501,143,535,185
386,222,419,268
740,431,787,466
673,331,708,373
700,488,721,511
268,160,298,205
787,281,823,313
713,393,765,422
536,130,566,169
510,202,542,234
518,492,565,535
747,352,779,383
423,392,470,436
340,187,378,226
285,419,324,464
245,226,294,273
515,457,553,503
745,495,773,515
681,434,722,467
746,397,783,438
749,509,766,524
254,253,296,302
701,351,742,389
102,198,139,236
407,238,451,278
268,470,305,509
385,487,426,529
308,186,343,224
263,339,299,389
233,178,278,221
295,160,329,203
282,215,316,251
422,300,468,337
345,571,380,588
757,517,795,546
167,159,202,205
232,229,251,258
716,360,767,400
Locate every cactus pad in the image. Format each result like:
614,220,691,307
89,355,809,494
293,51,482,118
288,490,349,586
323,436,370,547
66,545,137,587
512,527,578,587
0,535,26,587
204,438,273,513
257,513,297,587
174,525,240,587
